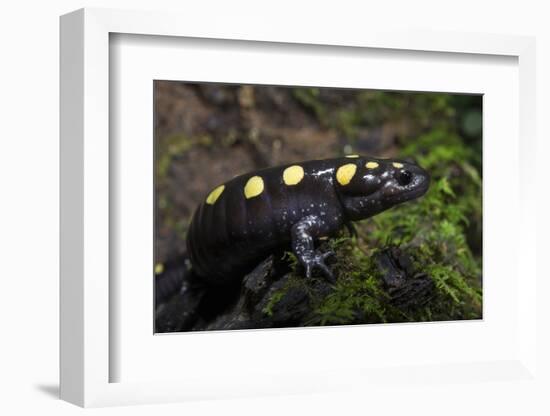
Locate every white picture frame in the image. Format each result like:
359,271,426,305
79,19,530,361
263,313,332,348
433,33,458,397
60,7,539,408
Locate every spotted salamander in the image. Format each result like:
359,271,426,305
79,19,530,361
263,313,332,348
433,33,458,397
186,155,430,286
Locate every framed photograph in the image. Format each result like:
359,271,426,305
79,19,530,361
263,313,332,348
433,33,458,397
60,8,538,408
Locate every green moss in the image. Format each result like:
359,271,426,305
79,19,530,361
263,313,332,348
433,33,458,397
368,129,481,320
262,290,287,317
306,238,392,325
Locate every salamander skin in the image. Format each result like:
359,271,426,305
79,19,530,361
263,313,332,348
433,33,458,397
187,155,430,286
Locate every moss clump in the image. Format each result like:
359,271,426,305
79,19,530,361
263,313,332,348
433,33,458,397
305,237,391,325
365,128,482,322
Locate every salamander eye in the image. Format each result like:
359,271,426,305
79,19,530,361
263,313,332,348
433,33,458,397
396,169,413,186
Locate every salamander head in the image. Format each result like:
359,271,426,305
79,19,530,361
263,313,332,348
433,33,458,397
335,157,430,221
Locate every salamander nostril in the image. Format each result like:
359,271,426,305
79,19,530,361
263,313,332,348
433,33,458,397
397,170,413,186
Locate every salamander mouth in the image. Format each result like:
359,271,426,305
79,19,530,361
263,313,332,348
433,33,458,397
404,173,430,198
385,168,430,203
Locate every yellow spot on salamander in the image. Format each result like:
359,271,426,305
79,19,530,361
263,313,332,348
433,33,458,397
336,163,357,186
205,184,225,205
283,165,304,186
393,162,404,169
345,154,359,158
244,176,264,199
154,263,164,275
366,161,379,169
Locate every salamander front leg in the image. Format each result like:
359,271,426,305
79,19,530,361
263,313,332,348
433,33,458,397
291,215,335,283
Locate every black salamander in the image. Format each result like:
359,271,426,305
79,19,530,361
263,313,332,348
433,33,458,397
186,155,430,286
187,155,430,285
